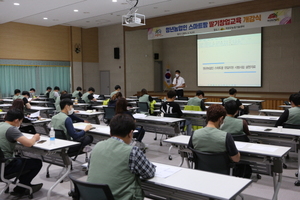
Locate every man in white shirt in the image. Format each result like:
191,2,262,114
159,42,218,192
172,70,185,97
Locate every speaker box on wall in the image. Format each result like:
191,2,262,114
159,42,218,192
114,47,120,59
154,53,159,60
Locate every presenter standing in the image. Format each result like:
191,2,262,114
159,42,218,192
172,70,185,97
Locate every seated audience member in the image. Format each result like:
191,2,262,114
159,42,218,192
49,86,60,100
0,109,43,196
72,87,83,99
223,88,244,110
110,85,121,97
160,90,192,135
45,87,52,98
276,93,300,126
188,104,240,162
116,98,146,149
10,99,36,133
51,99,93,154
187,90,206,111
12,89,22,100
160,90,183,117
138,88,153,107
82,87,97,103
221,100,250,140
108,92,123,107
55,90,69,112
16,91,31,110
29,88,38,99
87,114,156,200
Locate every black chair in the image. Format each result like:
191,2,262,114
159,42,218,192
0,148,33,198
103,107,115,125
152,98,162,102
137,102,149,114
284,101,291,105
189,147,233,175
68,174,115,200
177,96,188,100
232,134,250,142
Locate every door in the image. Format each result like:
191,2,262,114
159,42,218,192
100,71,110,95
154,61,163,92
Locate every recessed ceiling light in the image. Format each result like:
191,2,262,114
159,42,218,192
112,0,117,2
14,3,20,6
43,17,48,20
74,9,79,12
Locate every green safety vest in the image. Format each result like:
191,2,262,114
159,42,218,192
88,138,143,200
286,107,300,125
0,122,18,160
51,112,70,140
220,116,245,135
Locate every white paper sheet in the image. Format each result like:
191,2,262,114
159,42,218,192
93,94,100,99
73,123,91,130
30,111,40,118
155,164,182,178
133,114,147,118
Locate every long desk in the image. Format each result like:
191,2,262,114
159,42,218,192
0,104,12,111
74,110,103,124
164,135,291,200
181,110,206,126
29,118,51,134
142,162,252,200
238,114,279,126
248,125,300,185
27,106,55,118
205,102,252,107
133,114,185,146
73,123,110,143
239,99,265,110
259,109,284,116
16,133,79,200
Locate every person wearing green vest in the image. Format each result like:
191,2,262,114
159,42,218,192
88,114,156,200
29,88,38,100
82,87,97,104
45,86,52,98
49,86,60,100
221,100,250,140
15,91,31,110
110,85,121,97
0,109,43,197
12,89,22,100
276,93,300,126
138,88,153,107
51,98,93,154
187,90,206,111
223,88,244,110
72,86,83,99
188,104,240,163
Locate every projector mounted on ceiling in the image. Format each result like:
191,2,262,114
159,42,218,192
122,0,145,27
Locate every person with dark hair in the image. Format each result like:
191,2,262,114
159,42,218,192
187,90,206,111
13,89,22,100
0,109,43,197
108,92,123,107
87,114,156,200
221,100,250,136
171,70,185,97
188,104,240,162
138,88,153,107
72,87,83,99
51,98,93,154
82,87,96,104
55,90,69,112
110,85,121,97
223,88,244,110
29,88,38,99
116,98,146,149
49,86,60,100
276,93,300,126
15,91,32,110
160,90,182,117
45,87,52,98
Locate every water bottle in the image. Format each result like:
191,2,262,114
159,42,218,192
49,127,55,144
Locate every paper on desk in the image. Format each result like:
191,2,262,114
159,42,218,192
93,94,99,99
155,164,182,178
73,123,91,130
133,114,147,118
28,98,32,101
30,111,40,118
248,144,278,152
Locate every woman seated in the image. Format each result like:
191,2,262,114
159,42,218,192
108,92,123,108
115,98,146,150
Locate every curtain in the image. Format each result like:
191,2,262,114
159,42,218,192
0,65,70,97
